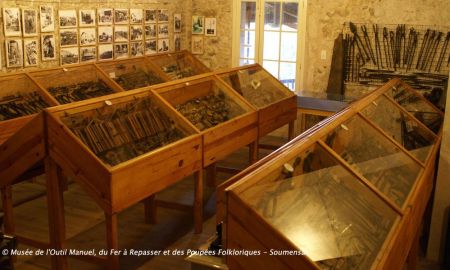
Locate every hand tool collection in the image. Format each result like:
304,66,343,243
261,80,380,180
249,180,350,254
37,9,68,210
0,92,49,121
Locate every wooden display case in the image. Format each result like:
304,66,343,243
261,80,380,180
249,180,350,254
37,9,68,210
152,75,258,168
95,57,169,91
147,50,211,81
216,64,297,139
28,64,123,105
224,78,443,270
45,89,203,269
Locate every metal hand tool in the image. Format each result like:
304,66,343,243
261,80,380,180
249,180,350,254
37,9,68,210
349,22,370,61
426,32,443,72
435,32,450,72
373,24,383,69
383,27,392,68
416,29,430,69
361,25,377,65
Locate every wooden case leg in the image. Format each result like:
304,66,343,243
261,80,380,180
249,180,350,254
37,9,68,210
406,224,421,270
288,120,295,140
1,186,14,235
206,163,216,188
105,213,120,270
45,158,68,270
194,170,203,234
248,140,258,164
144,194,157,224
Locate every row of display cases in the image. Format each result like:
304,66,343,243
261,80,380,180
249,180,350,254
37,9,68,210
223,78,444,270
0,52,296,269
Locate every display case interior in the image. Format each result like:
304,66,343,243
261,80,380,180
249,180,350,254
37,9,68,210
225,78,443,270
95,58,168,91
29,64,123,105
147,50,211,80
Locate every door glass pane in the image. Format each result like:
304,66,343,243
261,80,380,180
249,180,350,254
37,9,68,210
280,32,297,61
282,2,298,31
240,30,256,59
264,2,281,30
240,59,255,65
240,2,256,30
279,62,296,90
263,60,279,78
263,31,280,60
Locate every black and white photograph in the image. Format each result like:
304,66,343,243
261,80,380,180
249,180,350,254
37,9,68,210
144,9,157,24
3,8,22,36
205,17,217,36
145,24,157,39
60,46,79,65
98,8,113,25
145,40,157,55
5,39,23,67
130,42,144,57
79,9,96,27
114,9,129,24
98,26,113,43
191,35,204,54
174,13,182,33
60,29,78,47
114,43,129,59
130,25,144,41
41,34,56,61
40,6,55,32
192,15,204,35
80,46,97,62
158,38,169,53
174,34,181,51
59,10,78,28
98,44,113,60
158,24,169,39
24,39,39,67
80,28,97,46
114,25,129,42
130,9,143,24
158,9,169,23
22,9,38,37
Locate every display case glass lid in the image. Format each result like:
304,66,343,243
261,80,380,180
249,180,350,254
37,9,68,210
238,142,400,269
148,51,210,80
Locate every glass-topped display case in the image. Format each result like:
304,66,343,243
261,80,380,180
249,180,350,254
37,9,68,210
216,64,297,138
225,78,443,270
147,50,211,80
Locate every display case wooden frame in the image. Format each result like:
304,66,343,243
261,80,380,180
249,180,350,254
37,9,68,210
28,63,123,105
95,57,170,91
224,78,443,270
147,50,211,81
216,64,297,140
45,89,203,270
152,74,258,168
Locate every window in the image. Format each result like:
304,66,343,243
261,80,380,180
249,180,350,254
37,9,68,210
233,0,306,91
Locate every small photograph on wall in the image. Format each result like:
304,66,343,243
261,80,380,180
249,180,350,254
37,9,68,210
145,40,157,55
174,14,182,33
158,10,169,23
158,39,169,53
130,42,144,57
79,9,96,27
192,16,204,35
174,34,181,51
205,17,217,36
5,39,23,67
80,46,97,62
60,29,78,47
22,9,38,37
24,39,39,67
3,8,22,36
114,43,129,59
191,35,204,54
145,24,157,39
98,8,113,25
98,26,113,43
98,44,113,60
114,25,129,42
130,9,143,24
144,9,157,24
80,28,97,46
114,9,129,24
41,34,56,61
59,10,78,28
60,46,79,65
158,24,169,39
130,25,144,41
40,6,55,32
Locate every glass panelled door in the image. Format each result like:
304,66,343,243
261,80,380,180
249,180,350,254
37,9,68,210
239,1,257,66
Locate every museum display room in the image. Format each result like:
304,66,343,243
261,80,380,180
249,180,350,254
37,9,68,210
0,1,449,270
